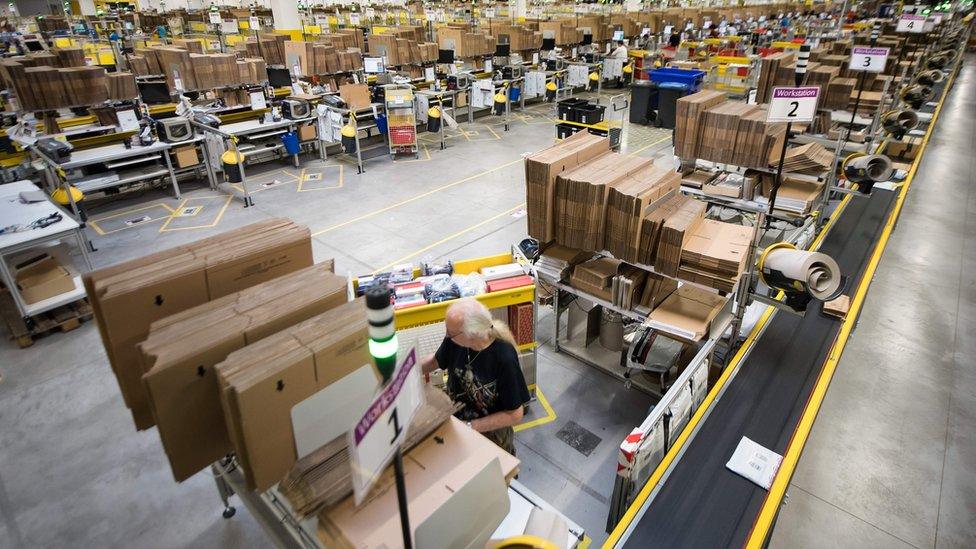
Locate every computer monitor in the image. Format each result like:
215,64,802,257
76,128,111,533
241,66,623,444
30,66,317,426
613,30,625,41
138,81,172,104
495,43,510,57
267,67,292,88
438,49,455,64
363,56,386,74
24,40,44,52
542,37,556,50
582,33,593,45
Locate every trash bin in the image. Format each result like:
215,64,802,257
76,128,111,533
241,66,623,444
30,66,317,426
341,125,357,153
426,107,441,132
629,80,659,125
221,150,244,183
281,131,300,155
656,82,689,129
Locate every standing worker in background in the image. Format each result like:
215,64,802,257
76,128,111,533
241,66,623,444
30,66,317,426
421,298,530,456
668,30,682,48
610,40,629,59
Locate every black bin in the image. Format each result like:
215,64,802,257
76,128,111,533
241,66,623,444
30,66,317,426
656,83,689,129
577,104,606,125
556,98,587,122
629,80,659,125
556,123,580,139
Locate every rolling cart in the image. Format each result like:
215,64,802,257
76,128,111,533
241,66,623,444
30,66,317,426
384,85,419,159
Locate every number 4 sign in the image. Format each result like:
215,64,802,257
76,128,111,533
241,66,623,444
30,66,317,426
767,87,820,123
348,348,425,505
896,14,926,33
849,46,889,73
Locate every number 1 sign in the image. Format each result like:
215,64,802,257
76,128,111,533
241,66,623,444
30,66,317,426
767,87,820,123
849,46,889,73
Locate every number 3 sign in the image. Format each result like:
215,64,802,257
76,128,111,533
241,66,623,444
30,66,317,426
767,87,820,123
849,46,889,73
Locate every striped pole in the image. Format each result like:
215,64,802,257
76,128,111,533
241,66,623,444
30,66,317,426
794,43,811,86
870,21,881,46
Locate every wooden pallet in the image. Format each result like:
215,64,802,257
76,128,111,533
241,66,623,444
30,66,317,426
0,289,93,348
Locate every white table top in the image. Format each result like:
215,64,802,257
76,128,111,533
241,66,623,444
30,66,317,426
0,181,81,251
220,117,310,136
57,140,171,169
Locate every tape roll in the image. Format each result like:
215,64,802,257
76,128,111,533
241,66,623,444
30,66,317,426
916,69,945,87
843,153,893,184
881,109,919,134
760,245,842,300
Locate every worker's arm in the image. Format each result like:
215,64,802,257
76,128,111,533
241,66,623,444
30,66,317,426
421,353,439,375
471,407,524,433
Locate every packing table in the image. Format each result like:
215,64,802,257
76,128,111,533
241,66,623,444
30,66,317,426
210,457,586,548
0,180,93,318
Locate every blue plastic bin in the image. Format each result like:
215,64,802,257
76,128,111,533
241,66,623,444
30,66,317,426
648,68,706,93
281,132,300,155
509,86,521,102
375,112,388,134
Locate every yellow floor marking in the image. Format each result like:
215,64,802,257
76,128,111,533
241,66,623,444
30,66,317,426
514,388,557,433
392,143,432,163
371,203,525,273
89,203,174,235
159,195,233,232
626,135,672,156
297,165,345,192
311,159,522,237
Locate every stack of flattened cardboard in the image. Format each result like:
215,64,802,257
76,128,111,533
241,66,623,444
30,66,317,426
535,244,593,282
604,165,681,264
280,384,456,517
756,52,794,103
155,46,198,91
678,219,752,293
525,132,610,243
317,417,519,548
824,77,856,110
106,72,138,100
140,264,346,482
674,90,727,159
636,272,679,313
637,194,689,267
731,106,787,169
569,257,621,301
778,142,833,174
53,47,86,67
83,219,313,431
805,64,840,97
646,285,728,342
654,196,707,277
756,177,825,215
554,152,652,251
696,102,760,165
217,299,380,492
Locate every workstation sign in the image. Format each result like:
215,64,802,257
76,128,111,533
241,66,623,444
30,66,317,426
849,46,889,73
767,87,819,123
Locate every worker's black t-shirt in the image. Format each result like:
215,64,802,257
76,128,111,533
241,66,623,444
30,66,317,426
669,34,682,48
435,337,531,422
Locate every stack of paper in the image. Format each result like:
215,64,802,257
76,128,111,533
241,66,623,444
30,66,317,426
678,219,753,292
604,165,681,263
654,197,708,277
553,152,652,251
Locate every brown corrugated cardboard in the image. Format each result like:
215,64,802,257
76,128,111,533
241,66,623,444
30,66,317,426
140,264,347,482
84,219,314,430
646,285,727,342
15,254,75,304
317,417,519,548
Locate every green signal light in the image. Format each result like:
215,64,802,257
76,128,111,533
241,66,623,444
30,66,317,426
369,333,399,360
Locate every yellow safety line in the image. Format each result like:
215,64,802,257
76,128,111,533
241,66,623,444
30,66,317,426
626,135,671,156
160,195,234,232
604,130,863,549
372,203,525,273
514,388,557,432
297,165,345,192
311,159,522,237
157,198,189,232
745,58,960,549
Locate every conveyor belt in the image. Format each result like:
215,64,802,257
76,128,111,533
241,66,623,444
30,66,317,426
619,188,898,548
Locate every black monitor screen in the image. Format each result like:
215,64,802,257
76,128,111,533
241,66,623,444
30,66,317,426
495,43,511,56
542,38,556,50
138,81,171,104
582,33,593,45
24,40,44,52
438,49,455,64
267,67,292,88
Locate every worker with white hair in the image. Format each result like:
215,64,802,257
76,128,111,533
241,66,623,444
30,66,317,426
422,298,530,455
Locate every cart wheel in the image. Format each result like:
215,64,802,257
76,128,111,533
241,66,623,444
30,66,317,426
222,506,236,519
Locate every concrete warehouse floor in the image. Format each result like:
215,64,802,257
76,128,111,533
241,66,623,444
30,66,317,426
0,95,675,548
0,60,973,548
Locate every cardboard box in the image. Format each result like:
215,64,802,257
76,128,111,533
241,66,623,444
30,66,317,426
217,299,381,492
339,83,371,110
15,254,75,304
140,264,346,482
298,123,317,142
174,145,199,168
647,285,727,342
84,219,314,430
317,417,519,548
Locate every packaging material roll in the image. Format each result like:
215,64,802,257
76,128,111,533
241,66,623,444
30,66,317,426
599,309,624,351
761,246,842,300
916,69,945,87
881,109,919,135
844,153,893,185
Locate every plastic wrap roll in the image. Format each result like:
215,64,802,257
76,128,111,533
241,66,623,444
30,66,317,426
760,244,842,300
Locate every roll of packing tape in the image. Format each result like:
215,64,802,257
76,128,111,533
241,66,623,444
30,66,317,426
844,153,894,184
760,245,842,301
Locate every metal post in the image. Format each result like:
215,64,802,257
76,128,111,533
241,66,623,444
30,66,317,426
766,120,793,227
845,70,866,143
393,449,413,549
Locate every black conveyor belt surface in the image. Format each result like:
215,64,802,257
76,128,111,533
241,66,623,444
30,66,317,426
622,188,898,548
